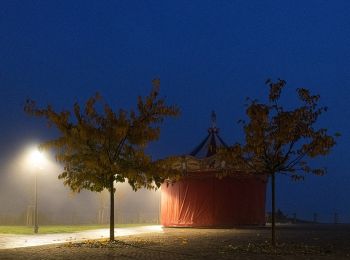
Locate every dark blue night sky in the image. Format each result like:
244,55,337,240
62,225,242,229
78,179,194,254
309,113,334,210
1,0,349,222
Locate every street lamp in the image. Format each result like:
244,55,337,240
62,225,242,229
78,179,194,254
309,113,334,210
29,149,44,234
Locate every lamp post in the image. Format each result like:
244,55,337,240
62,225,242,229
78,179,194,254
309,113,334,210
30,149,44,234
34,171,38,233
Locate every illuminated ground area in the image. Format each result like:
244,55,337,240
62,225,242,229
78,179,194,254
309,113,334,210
0,225,162,249
0,224,349,259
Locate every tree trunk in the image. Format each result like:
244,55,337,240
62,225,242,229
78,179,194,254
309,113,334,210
271,172,276,247
109,176,115,241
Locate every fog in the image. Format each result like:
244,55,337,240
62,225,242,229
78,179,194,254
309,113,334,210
0,144,160,225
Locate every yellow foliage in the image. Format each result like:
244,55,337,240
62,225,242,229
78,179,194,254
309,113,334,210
24,80,180,192
219,79,337,178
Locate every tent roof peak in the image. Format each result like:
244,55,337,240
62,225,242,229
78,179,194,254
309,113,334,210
189,111,228,158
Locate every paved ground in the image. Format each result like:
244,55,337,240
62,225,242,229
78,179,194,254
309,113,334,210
0,225,163,249
0,224,349,259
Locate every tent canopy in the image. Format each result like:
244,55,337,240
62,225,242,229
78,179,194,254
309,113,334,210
160,112,267,227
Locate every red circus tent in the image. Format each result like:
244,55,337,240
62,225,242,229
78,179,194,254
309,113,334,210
161,112,267,227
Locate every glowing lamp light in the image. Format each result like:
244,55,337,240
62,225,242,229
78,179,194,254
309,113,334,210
29,149,45,169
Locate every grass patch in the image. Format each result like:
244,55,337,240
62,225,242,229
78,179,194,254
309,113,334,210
0,223,153,235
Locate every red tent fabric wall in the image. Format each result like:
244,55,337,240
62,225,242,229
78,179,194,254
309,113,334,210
161,173,267,227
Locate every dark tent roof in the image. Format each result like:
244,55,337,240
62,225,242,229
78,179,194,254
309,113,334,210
189,111,228,158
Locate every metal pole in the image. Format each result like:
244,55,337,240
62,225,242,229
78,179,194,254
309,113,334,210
271,173,276,247
34,173,39,233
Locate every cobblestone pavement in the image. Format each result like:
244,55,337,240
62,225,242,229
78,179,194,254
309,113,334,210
0,224,349,259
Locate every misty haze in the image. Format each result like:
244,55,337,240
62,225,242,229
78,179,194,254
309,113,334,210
0,144,160,226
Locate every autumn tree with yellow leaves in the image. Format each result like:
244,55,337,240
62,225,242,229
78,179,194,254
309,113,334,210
24,80,180,241
220,79,338,247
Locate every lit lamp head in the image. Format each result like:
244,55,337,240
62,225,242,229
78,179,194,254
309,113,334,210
29,149,45,170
